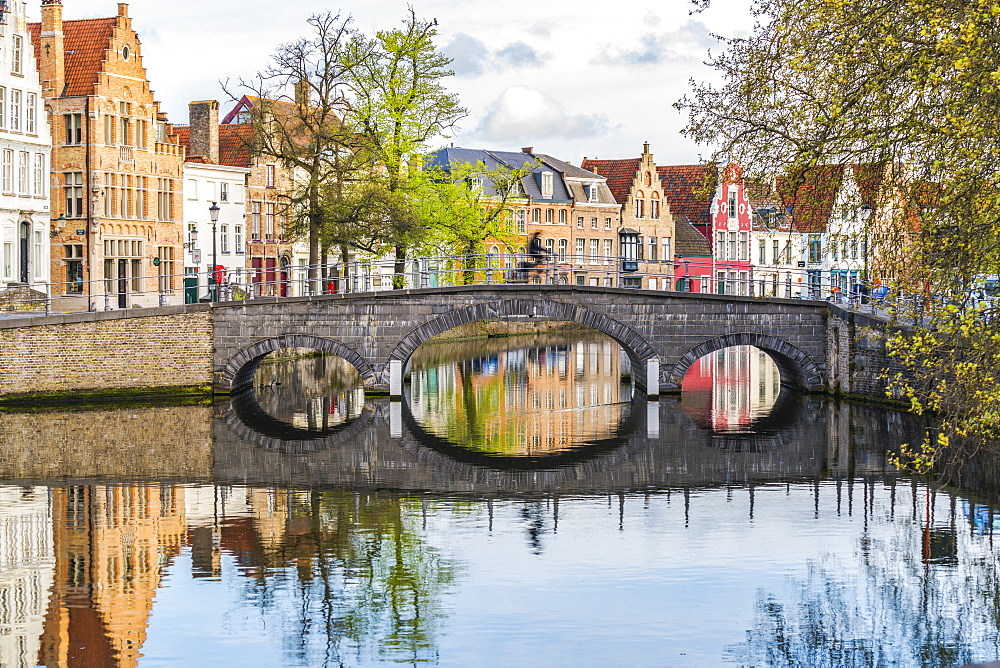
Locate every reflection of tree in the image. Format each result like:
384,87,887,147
235,490,457,666
726,491,1000,667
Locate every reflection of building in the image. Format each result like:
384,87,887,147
409,335,625,454
40,484,186,667
682,345,781,432
0,487,53,668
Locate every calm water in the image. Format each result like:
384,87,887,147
1,331,998,667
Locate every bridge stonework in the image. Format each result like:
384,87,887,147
0,285,901,400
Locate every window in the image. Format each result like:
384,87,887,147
651,197,660,219
783,240,793,265
2,150,13,192
187,222,197,249
32,154,43,196
135,119,146,149
187,179,197,200
588,183,599,202
104,173,114,216
157,178,172,220
10,89,20,131
558,238,567,261
739,232,748,261
516,209,526,233
265,164,276,188
558,209,566,224
605,218,612,230
541,171,553,198
265,202,275,239
808,234,822,263
575,238,585,258
634,198,644,219
715,231,725,260
591,217,598,229
102,238,144,293
33,231,44,278
119,115,130,146
662,236,671,261
0,88,6,130
136,176,146,218
17,151,27,195
65,113,82,144
25,94,35,134
105,114,115,145
577,216,584,229
155,120,166,143
220,182,229,202
2,241,11,278
544,238,554,257
603,238,613,264
649,236,657,261
11,36,22,75
235,224,244,253
545,209,553,224
729,232,737,261
220,224,230,253
728,189,737,220
251,201,261,238
589,239,600,264
532,208,540,224
64,172,84,217
773,240,780,265
157,246,175,292
759,239,766,264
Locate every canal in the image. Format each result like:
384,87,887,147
1,328,999,666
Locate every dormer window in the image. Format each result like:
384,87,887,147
588,182,599,202
540,171,553,198
469,175,484,192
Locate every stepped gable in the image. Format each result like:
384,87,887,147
657,165,715,233
28,17,117,96
581,157,641,204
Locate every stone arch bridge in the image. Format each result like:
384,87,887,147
215,284,832,395
0,285,891,399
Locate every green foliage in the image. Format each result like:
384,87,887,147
680,0,1000,470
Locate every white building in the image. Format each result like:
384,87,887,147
181,160,250,302
0,2,51,301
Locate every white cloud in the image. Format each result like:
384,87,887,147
475,87,610,142
445,34,546,78
595,20,719,66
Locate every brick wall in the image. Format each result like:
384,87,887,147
827,304,911,400
0,304,213,395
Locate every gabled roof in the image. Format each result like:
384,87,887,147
657,165,716,232
581,158,641,204
28,17,118,97
173,123,257,168
777,165,846,233
673,215,712,257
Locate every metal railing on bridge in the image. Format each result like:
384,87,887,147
0,253,915,322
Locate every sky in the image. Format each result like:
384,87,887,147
28,0,754,167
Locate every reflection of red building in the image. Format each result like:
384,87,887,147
681,346,781,432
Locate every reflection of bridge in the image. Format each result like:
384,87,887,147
212,393,911,496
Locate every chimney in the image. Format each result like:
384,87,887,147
118,3,129,17
294,79,310,107
643,141,650,154
188,101,220,164
40,0,64,99
521,147,533,154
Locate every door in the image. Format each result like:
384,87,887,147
117,258,127,308
18,222,28,283
279,257,289,297
184,276,199,304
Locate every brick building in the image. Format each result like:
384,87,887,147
582,142,677,289
30,1,185,311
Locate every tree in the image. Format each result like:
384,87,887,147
678,0,1000,470
342,9,467,287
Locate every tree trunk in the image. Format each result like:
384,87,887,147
393,245,407,289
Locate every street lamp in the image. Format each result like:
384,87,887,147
209,201,220,301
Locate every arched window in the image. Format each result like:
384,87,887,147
650,192,660,219
644,171,652,186
634,190,645,219
545,209,553,224
558,238,568,260
532,208,541,223
675,277,689,292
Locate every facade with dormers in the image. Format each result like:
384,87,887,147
0,0,51,297
30,1,185,311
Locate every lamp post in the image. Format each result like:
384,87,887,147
209,201,220,302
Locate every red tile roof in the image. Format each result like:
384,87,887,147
580,157,641,205
657,165,716,232
174,123,257,168
28,18,118,97
777,165,846,233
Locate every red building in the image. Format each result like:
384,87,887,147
658,164,754,294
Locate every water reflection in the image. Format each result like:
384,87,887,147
8,332,1000,666
408,333,631,457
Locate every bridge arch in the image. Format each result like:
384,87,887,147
666,332,825,392
387,298,658,377
222,333,375,393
